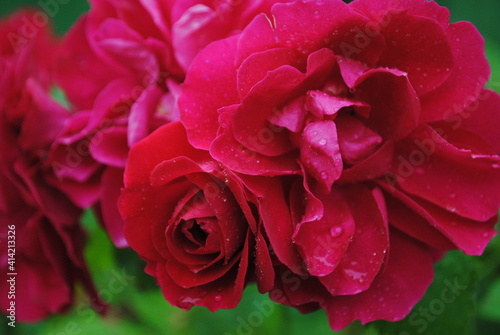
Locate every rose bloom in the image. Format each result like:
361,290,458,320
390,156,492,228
0,11,105,322
179,0,500,329
50,0,288,247
119,121,276,310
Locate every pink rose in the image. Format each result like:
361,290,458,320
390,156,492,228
0,10,105,322
178,0,500,329
50,0,289,246
119,121,275,310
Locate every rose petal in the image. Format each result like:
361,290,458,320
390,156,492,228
179,35,240,149
376,11,453,96
392,125,500,221
300,121,343,192
319,185,388,295
336,114,382,165
293,189,356,276
272,0,384,65
354,68,420,139
420,22,490,122
100,166,127,247
324,229,434,331
379,183,497,256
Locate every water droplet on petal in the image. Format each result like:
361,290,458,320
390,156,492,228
321,171,328,180
319,138,327,146
330,226,343,237
214,295,222,302
449,193,457,199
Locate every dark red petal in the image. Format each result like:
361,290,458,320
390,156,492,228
300,121,342,192
100,167,127,247
319,185,389,295
210,126,299,176
324,230,434,331
90,126,129,167
128,86,164,147
273,0,385,65
420,22,489,122
305,90,369,119
392,125,500,221
268,96,307,133
379,183,497,256
237,47,304,99
382,189,456,251
54,15,118,110
19,80,70,152
376,11,453,96
179,35,240,150
336,114,382,165
150,157,203,187
254,231,276,293
123,122,205,189
354,68,420,140
351,0,451,29
452,89,500,154
235,13,279,67
153,233,249,312
339,140,394,183
293,189,355,276
259,178,305,274
233,48,336,157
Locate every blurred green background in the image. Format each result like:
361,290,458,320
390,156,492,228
1,0,499,334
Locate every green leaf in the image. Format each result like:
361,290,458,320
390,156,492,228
50,86,71,110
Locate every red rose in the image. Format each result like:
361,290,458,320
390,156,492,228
50,0,290,247
119,121,275,310
178,0,500,329
0,11,105,321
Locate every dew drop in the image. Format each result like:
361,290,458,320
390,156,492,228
319,138,327,146
320,171,328,180
214,295,222,302
449,193,457,199
330,226,343,237
483,232,490,238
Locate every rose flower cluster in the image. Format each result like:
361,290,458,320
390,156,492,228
2,0,500,331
